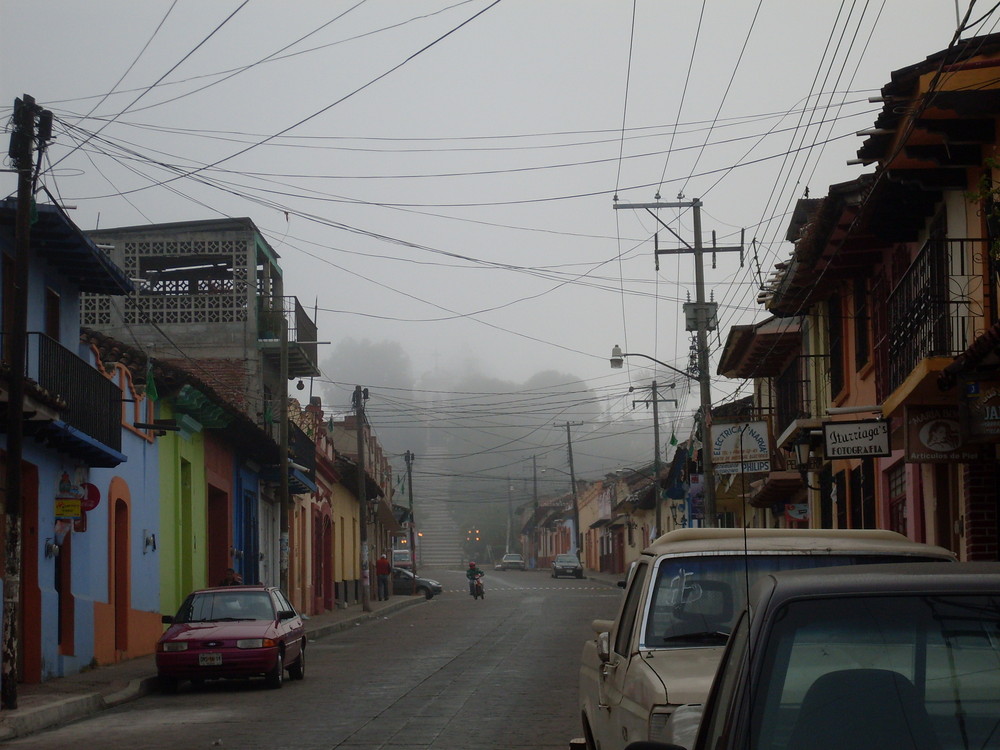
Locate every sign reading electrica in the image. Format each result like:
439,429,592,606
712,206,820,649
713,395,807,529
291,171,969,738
711,420,771,473
823,419,891,459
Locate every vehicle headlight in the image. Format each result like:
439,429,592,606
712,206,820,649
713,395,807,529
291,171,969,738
650,704,703,748
236,638,276,649
159,642,188,652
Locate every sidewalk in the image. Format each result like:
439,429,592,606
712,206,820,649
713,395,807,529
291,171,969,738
0,593,424,742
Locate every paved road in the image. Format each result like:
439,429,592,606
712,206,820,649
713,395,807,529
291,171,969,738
10,568,622,749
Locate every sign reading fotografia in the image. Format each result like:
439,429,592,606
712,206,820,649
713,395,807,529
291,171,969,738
711,420,771,473
823,419,891,459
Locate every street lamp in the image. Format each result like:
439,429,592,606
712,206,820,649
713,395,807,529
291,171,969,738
610,345,717,528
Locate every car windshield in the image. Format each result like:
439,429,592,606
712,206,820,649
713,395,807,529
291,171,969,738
504,555,522,561
643,554,945,648
749,593,1000,750
555,555,579,564
175,591,275,623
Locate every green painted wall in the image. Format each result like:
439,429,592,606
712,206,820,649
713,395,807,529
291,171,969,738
158,401,209,616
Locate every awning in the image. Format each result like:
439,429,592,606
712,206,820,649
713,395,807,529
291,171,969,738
262,465,318,495
29,419,126,468
746,470,805,508
608,515,628,528
589,518,612,529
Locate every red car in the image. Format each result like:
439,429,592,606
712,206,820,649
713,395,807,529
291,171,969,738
156,585,305,692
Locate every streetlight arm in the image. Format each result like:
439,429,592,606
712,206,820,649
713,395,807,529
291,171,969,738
610,345,697,383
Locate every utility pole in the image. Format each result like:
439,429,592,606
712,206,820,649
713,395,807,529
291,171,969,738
565,422,581,558
278,316,289,593
354,386,371,612
404,450,416,594
3,94,51,710
613,198,742,527
532,455,538,569
632,382,678,538
505,475,512,554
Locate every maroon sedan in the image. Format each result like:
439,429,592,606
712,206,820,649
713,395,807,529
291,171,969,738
156,585,305,692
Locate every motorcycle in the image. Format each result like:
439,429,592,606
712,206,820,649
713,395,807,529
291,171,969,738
471,573,484,599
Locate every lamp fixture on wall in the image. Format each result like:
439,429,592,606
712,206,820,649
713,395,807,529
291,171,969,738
44,538,59,558
143,530,157,554
792,435,823,491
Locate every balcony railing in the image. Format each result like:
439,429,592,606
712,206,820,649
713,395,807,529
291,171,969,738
258,296,320,378
773,355,826,438
20,332,122,452
885,238,987,395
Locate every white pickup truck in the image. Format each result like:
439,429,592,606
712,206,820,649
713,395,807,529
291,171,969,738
575,528,954,750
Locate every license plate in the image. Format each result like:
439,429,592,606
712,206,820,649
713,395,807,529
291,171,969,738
199,652,222,666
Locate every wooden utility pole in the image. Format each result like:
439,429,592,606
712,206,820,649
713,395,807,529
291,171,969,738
613,198,743,526
565,422,581,557
354,386,370,612
278,316,289,593
404,450,416,594
3,94,49,710
632,382,678,538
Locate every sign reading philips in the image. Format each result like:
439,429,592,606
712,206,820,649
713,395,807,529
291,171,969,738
823,419,891,459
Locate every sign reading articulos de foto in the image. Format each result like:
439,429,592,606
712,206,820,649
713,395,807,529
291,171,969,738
711,420,771,474
823,419,891,459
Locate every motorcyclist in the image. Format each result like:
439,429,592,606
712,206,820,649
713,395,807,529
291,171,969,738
466,560,485,596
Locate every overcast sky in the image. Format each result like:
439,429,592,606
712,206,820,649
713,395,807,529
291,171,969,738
1,1,987,480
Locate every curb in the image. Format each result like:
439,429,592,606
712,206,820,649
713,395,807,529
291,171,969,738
0,596,426,742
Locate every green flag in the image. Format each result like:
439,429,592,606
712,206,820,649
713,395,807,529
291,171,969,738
145,360,158,402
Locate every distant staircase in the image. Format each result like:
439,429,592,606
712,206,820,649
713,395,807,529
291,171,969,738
412,448,463,568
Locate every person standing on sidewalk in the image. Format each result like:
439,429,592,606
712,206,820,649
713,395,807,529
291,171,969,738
375,553,392,601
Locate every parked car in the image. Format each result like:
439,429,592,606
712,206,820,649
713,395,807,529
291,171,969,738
626,561,1000,750
499,553,526,571
552,553,584,578
156,585,306,692
392,548,413,569
392,566,442,599
577,528,955,750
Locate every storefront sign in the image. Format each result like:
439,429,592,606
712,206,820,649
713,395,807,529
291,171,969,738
711,420,771,473
904,406,982,463
785,503,809,522
823,419,891,459
960,380,1000,442
55,498,82,519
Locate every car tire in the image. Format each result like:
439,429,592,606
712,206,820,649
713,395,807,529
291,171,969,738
265,651,284,689
576,571,584,579
288,646,305,680
419,586,433,600
158,675,178,694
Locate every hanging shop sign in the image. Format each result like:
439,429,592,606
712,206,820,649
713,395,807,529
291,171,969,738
959,380,1000,442
711,420,771,474
55,471,84,519
823,419,891,459
904,405,983,463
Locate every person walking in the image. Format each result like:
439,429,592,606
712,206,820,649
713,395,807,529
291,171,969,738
219,567,243,586
375,553,392,601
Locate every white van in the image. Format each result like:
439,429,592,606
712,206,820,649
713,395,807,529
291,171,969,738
576,528,955,750
392,549,412,569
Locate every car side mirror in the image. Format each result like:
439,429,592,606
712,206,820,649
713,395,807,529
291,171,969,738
278,610,297,621
617,580,627,588
597,631,611,663
161,615,173,624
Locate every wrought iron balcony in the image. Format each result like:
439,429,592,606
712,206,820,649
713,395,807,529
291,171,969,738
258,296,320,379
884,238,988,395
3,333,124,465
774,355,823,439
